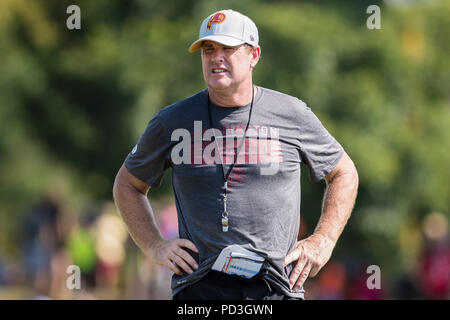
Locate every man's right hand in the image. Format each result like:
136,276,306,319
148,238,199,275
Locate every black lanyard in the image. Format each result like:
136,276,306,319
207,86,255,232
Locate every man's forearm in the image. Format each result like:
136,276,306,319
285,159,358,288
113,183,163,256
313,168,359,245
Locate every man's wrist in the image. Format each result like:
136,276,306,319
310,232,337,249
145,235,165,258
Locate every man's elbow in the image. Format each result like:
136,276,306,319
113,164,150,199
326,153,358,186
112,171,122,202
343,156,359,195
354,167,359,187
348,156,359,183
112,165,129,202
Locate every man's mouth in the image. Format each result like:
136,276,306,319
212,68,227,74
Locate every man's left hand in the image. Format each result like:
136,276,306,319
284,233,336,292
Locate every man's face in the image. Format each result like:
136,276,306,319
201,41,257,91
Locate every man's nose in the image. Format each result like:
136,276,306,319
211,48,225,62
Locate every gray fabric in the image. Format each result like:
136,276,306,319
125,86,344,299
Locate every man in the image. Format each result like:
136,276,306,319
113,9,358,300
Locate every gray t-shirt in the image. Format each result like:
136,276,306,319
125,86,344,299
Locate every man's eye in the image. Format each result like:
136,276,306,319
204,48,214,52
224,47,235,51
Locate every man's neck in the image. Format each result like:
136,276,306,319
208,83,257,107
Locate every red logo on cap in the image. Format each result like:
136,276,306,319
206,12,226,30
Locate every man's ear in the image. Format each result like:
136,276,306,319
250,46,261,70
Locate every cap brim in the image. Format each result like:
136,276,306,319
188,35,245,53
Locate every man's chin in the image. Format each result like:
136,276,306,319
207,81,233,92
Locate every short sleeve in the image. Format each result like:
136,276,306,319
297,101,344,182
124,112,172,187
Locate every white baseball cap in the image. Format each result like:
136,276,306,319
189,9,259,53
